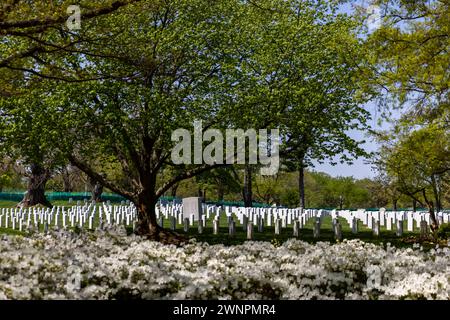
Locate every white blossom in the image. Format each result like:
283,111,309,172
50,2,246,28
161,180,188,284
0,228,448,300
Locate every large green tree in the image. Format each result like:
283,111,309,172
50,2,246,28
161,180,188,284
363,0,449,122
362,0,449,224
378,124,450,230
0,93,64,207
268,3,371,207
1,1,146,205
2,0,276,242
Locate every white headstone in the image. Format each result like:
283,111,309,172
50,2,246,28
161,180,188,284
334,221,342,241
386,217,392,230
293,220,299,237
274,219,281,235
213,219,219,235
228,220,236,237
313,220,320,238
182,197,202,222
396,220,403,237
247,222,253,240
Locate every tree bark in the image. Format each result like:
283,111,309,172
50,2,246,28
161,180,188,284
412,199,417,212
243,165,253,207
404,188,439,232
170,183,179,198
431,174,442,213
217,184,224,202
91,182,103,202
298,166,305,208
62,167,74,192
18,163,52,208
135,190,158,235
134,188,186,245
88,176,103,202
422,189,439,231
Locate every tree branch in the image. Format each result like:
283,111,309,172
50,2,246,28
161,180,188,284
68,154,136,201
0,0,142,30
155,163,228,198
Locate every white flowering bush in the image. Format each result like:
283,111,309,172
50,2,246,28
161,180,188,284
0,227,448,300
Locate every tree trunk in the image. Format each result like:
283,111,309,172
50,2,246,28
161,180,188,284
243,165,253,207
170,183,179,198
89,177,103,202
135,190,158,235
63,183,73,193
338,195,344,210
393,198,398,211
298,166,305,208
422,189,439,231
19,164,52,208
426,201,438,231
62,168,74,192
135,189,186,245
217,184,224,202
91,183,103,202
412,199,417,212
431,174,442,214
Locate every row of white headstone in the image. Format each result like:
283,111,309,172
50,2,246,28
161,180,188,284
0,202,137,231
1,202,449,236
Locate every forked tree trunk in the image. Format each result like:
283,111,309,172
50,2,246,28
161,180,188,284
19,164,52,208
243,165,253,207
69,155,186,244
